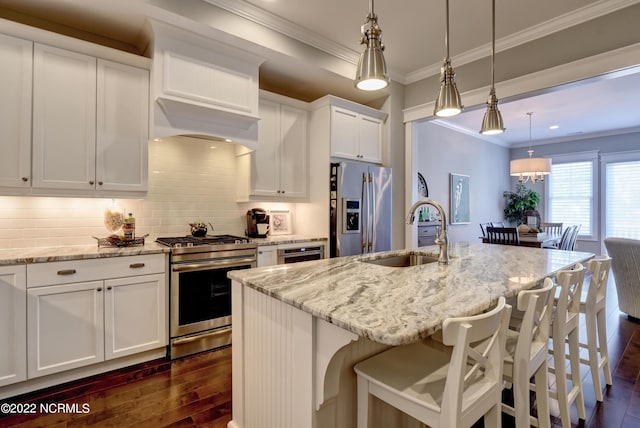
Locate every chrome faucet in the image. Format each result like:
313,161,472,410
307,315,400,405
406,199,449,264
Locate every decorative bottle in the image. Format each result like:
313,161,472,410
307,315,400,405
123,213,136,240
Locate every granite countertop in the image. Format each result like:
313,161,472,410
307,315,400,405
0,241,170,265
228,242,594,346
0,234,327,265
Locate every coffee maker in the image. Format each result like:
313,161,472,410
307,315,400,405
246,208,270,238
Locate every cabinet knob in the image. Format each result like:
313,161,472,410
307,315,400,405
281,190,285,194
107,286,112,290
89,180,94,185
96,287,102,292
22,177,28,182
98,181,103,186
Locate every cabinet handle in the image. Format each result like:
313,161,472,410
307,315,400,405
97,287,102,292
22,177,28,182
129,263,145,269
57,269,77,276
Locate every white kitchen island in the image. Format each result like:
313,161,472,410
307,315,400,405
228,242,594,428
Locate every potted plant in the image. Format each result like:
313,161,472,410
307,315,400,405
503,183,541,226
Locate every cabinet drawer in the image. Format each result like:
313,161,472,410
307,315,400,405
27,254,166,288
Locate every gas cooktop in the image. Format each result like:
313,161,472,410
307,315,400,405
156,234,251,248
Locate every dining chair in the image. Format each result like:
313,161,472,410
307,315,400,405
480,222,492,238
354,297,511,428
491,221,505,227
577,256,613,402
557,225,577,250
502,279,554,428
486,226,520,246
568,224,581,250
540,222,563,235
549,263,587,428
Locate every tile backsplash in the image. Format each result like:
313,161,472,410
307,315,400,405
0,137,293,249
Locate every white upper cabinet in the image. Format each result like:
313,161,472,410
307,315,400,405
238,92,308,200
32,44,149,193
32,44,97,191
330,106,383,164
96,59,149,192
0,19,151,196
0,34,32,189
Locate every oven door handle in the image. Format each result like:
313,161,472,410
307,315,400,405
172,258,256,273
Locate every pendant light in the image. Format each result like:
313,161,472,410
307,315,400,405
434,0,463,117
510,112,552,183
479,0,505,135
354,0,390,91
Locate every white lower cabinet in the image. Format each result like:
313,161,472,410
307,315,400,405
27,280,104,378
0,265,27,387
26,255,167,379
104,274,166,360
257,245,278,267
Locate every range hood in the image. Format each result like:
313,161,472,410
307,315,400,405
149,19,265,150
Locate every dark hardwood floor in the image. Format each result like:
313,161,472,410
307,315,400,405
1,274,639,428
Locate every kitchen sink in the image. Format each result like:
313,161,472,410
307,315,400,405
360,253,440,267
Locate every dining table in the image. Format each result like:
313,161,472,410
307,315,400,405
481,232,562,248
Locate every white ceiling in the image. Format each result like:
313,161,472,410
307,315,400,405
2,0,639,147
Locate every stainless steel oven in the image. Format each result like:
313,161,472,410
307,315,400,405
157,235,256,359
277,244,324,264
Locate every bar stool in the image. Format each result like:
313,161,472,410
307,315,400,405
502,279,555,428
579,255,613,402
549,263,587,428
353,297,510,428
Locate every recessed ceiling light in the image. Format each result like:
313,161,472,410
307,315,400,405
224,139,232,143
549,125,560,130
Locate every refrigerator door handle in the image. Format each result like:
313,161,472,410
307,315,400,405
369,172,375,252
361,172,368,253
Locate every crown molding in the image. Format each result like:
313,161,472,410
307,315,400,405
203,0,360,65
205,0,639,86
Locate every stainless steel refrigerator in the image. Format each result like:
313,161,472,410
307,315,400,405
330,161,392,257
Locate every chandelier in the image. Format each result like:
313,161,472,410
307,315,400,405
510,112,551,183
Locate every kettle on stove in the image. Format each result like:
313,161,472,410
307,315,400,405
246,208,270,238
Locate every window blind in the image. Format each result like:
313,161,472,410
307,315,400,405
606,160,640,239
548,161,592,236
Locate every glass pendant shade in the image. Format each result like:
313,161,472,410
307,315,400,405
355,39,389,90
434,60,463,117
480,91,505,135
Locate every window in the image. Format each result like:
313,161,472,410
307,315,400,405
603,154,640,239
546,152,597,239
